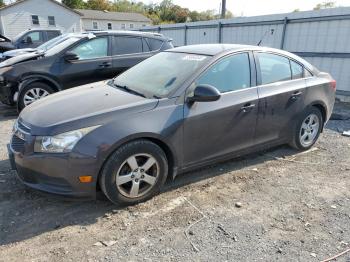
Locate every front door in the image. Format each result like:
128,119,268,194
183,52,259,167
58,36,113,89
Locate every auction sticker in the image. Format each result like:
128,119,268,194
182,55,207,61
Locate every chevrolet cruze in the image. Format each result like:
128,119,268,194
8,44,336,205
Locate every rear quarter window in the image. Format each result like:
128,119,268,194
146,38,163,51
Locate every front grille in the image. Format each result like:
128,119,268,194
17,120,31,134
11,135,25,152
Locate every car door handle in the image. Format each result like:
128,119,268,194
291,91,302,100
241,103,255,113
99,62,111,68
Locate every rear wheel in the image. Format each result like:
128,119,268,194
290,107,323,150
100,140,168,205
18,82,54,111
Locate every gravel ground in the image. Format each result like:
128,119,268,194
0,102,349,262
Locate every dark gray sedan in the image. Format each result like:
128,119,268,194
8,44,336,205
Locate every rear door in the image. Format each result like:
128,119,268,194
254,52,307,145
111,36,154,76
183,52,259,167
58,36,113,89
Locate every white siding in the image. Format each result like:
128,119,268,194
0,0,82,39
81,18,149,31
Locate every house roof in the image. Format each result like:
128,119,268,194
76,9,151,23
0,0,83,16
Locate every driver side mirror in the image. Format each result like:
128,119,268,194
63,51,79,61
187,84,221,103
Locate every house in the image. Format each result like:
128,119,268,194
76,9,151,31
0,0,82,39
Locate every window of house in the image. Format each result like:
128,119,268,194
197,53,251,93
108,23,112,30
142,24,146,27
93,21,98,30
70,37,108,60
121,24,126,29
48,16,55,26
114,36,142,55
257,53,292,85
32,15,40,25
290,60,304,79
129,23,134,29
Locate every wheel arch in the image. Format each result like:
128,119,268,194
96,134,178,192
19,75,61,93
309,101,327,131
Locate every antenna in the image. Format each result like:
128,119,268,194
257,29,275,46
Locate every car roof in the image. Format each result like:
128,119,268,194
166,44,318,72
90,30,169,40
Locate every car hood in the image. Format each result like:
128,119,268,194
20,81,159,135
0,51,43,67
3,48,36,58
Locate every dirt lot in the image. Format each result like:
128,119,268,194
0,102,349,262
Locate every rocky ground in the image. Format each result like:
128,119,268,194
0,102,349,262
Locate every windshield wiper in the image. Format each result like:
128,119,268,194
114,84,146,98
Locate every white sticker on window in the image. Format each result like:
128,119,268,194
182,55,206,61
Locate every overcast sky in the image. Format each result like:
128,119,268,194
143,0,350,16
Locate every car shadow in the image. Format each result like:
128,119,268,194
0,143,298,246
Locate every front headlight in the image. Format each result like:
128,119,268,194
34,126,100,153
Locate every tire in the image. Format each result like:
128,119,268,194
100,140,168,206
289,107,323,151
18,82,54,111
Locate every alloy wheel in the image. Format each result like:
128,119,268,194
299,113,320,147
23,88,50,106
116,153,159,198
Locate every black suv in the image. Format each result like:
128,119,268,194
0,31,173,110
0,29,61,52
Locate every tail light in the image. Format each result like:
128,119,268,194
330,79,336,91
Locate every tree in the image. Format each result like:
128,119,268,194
313,1,336,10
62,0,85,9
0,0,5,8
86,0,113,11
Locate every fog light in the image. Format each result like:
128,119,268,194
79,176,93,183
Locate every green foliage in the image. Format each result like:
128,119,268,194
0,0,5,8
313,1,336,10
86,0,113,11
62,0,85,9
66,0,232,25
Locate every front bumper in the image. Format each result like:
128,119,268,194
8,133,100,199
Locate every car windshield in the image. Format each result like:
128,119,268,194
44,37,83,57
37,34,68,51
113,52,210,98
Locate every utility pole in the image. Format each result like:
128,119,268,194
221,0,226,19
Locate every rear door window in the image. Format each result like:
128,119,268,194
47,31,60,40
113,36,143,55
257,53,292,85
146,38,163,51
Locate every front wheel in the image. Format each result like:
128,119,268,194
290,107,323,150
18,82,54,111
100,140,168,205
